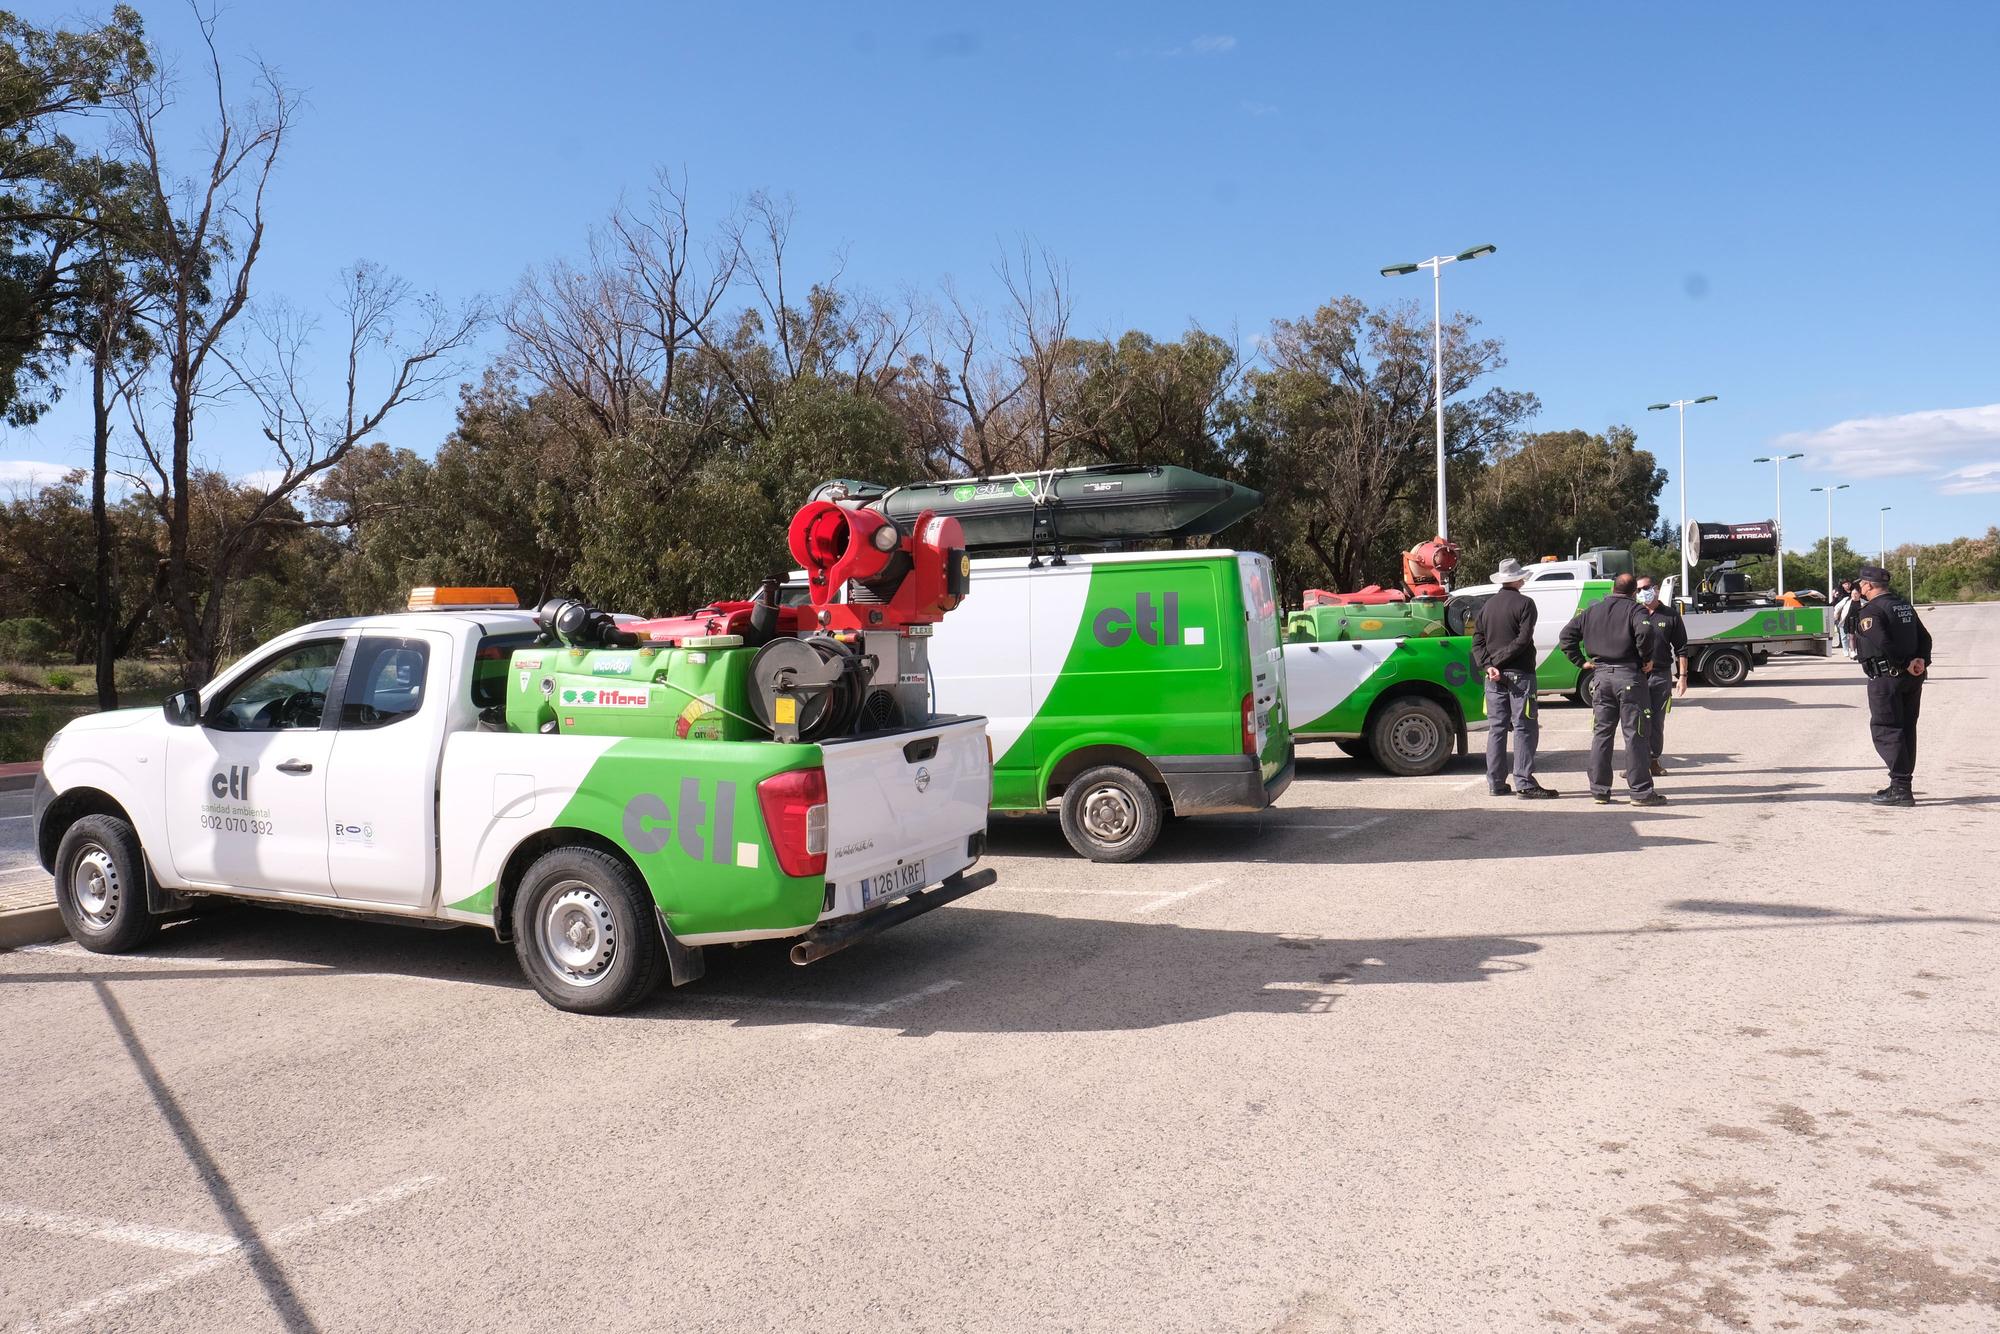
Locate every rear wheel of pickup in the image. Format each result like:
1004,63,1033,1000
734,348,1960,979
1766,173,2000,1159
55,814,159,953
1368,696,1453,776
513,848,667,1014
1059,765,1163,863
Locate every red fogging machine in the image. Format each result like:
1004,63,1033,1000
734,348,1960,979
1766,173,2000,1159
787,500,971,631
621,500,974,743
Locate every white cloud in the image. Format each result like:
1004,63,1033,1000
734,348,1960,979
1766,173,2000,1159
1240,99,1280,117
1190,33,1237,54
0,459,81,494
1774,402,2000,490
1939,459,2000,495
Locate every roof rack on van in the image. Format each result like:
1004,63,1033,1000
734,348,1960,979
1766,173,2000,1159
808,465,1261,555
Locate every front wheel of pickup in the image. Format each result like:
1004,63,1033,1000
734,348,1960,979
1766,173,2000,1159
1059,765,1163,863
55,814,158,953
513,848,667,1014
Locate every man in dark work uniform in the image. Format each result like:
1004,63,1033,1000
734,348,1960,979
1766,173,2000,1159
1634,576,1689,777
1559,573,1664,806
1845,564,1932,807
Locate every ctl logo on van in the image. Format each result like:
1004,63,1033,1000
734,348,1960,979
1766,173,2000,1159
1092,591,1185,648
210,764,253,801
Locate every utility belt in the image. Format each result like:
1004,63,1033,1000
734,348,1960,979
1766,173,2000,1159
1862,657,1908,679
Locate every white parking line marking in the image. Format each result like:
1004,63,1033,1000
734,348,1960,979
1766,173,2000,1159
15,1175,440,1333
694,993,874,1014
0,1205,236,1255
0,813,34,821
1136,878,1226,915
798,978,962,1041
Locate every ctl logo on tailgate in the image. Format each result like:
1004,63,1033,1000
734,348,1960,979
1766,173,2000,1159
559,685,651,708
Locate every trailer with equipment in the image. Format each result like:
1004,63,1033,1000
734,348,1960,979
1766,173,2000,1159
806,466,1293,863
1448,523,1828,697
33,503,993,1013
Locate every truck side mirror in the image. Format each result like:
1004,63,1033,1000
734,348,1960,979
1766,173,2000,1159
163,689,202,727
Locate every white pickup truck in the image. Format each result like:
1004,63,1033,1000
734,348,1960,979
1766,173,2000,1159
32,605,992,1012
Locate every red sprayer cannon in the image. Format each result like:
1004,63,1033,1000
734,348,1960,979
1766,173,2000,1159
620,500,973,743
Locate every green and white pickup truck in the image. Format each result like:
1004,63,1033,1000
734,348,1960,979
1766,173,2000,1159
1281,621,1485,776
33,595,992,1013
1450,559,1828,696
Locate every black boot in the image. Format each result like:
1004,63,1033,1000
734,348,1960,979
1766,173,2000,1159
1871,783,1915,808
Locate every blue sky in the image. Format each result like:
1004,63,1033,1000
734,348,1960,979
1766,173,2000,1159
7,0,1998,551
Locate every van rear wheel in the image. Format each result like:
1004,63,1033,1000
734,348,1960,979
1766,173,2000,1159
1059,766,1164,863
1368,697,1454,776
513,847,667,1014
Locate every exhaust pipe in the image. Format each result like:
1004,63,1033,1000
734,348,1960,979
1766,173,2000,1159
789,868,996,965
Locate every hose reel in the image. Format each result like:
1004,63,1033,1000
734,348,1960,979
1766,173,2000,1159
747,637,872,742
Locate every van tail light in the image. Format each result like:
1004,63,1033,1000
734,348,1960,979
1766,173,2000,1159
1241,692,1257,755
757,767,828,877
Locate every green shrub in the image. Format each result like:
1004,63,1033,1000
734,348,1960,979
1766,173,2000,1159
44,669,77,691
0,618,60,664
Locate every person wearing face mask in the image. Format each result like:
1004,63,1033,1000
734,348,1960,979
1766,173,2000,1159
1633,576,1689,777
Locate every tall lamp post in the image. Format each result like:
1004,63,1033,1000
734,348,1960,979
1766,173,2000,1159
1878,506,1892,564
1810,483,1850,596
1648,395,1719,603
1751,451,1805,593
1381,243,1497,542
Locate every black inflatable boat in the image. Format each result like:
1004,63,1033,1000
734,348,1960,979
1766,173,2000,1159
810,465,1262,552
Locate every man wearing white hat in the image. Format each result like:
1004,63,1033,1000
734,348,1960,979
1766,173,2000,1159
1471,558,1557,798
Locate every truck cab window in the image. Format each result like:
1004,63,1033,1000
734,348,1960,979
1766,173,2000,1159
205,641,345,732
470,632,537,710
343,638,432,729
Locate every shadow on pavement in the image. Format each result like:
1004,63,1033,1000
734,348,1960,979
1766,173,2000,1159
92,980,321,1333
1668,899,1847,919
986,807,1714,865
10,900,1996,1037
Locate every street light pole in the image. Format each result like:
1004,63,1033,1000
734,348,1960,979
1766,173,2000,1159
1648,395,1719,603
1751,451,1805,593
1878,506,1892,565
1810,483,1850,596
1382,244,1496,543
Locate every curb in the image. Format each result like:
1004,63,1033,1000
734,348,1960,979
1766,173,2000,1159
0,905,66,951
0,761,42,794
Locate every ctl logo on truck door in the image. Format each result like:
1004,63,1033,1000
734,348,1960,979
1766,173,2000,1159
1093,592,1182,648
210,765,253,801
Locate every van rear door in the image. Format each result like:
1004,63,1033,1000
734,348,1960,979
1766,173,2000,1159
1237,553,1289,767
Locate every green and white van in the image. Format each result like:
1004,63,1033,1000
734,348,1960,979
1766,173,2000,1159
924,550,1294,861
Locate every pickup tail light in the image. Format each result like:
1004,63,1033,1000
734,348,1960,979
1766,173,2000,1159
757,767,829,877
1241,691,1257,755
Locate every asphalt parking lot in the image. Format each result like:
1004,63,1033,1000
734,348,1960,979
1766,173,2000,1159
3,604,1996,1333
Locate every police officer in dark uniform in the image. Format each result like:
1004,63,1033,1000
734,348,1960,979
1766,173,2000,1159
1559,572,1664,806
1846,565,1932,807
1634,576,1689,777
